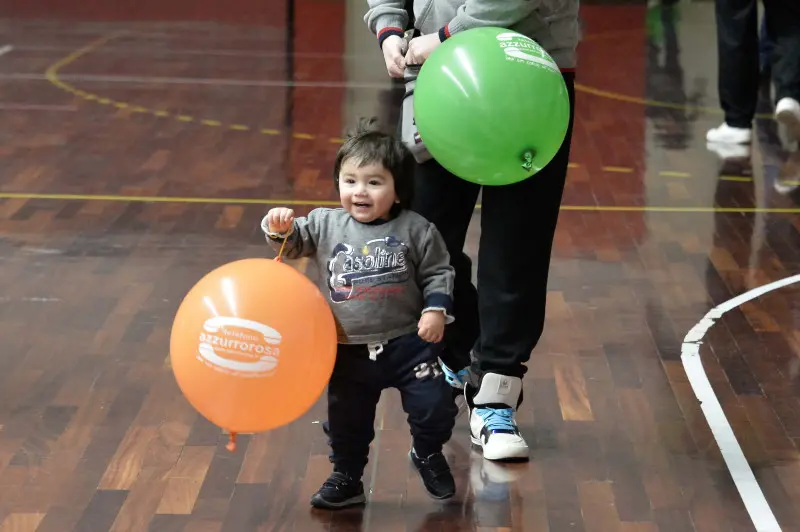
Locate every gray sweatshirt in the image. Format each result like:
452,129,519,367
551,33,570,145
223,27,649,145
365,0,580,70
262,208,455,345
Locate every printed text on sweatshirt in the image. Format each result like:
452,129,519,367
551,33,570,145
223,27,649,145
263,208,455,345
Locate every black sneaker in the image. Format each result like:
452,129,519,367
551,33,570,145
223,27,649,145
309,472,366,509
409,449,456,499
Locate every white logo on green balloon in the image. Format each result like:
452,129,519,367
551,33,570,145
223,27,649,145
495,32,558,72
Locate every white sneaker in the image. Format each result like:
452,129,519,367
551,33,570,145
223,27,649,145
466,373,529,461
706,141,751,160
706,123,752,144
776,97,800,141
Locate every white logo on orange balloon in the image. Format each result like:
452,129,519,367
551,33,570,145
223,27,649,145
197,316,282,378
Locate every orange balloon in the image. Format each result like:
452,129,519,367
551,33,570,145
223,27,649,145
170,258,337,441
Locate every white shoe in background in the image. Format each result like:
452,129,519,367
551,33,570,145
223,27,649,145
706,141,751,160
706,123,752,144
776,97,800,142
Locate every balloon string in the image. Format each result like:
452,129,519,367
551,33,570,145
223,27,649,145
226,222,290,452
228,223,289,451
274,225,293,263
275,234,288,263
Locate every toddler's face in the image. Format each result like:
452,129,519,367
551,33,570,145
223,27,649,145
338,159,399,223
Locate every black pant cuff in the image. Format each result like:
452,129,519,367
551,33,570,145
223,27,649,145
333,464,365,480
412,442,443,458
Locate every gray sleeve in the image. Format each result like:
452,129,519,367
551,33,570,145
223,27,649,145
416,223,456,322
364,0,409,37
446,0,538,34
261,209,323,260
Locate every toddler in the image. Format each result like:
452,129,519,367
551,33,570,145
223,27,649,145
262,118,458,509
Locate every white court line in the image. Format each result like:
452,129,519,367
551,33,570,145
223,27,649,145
0,45,13,57
0,72,392,90
682,274,800,532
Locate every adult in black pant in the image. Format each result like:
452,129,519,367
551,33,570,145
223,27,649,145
365,0,579,461
707,0,800,146
409,76,575,462
759,16,773,78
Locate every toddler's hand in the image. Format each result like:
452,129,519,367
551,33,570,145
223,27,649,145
382,34,407,78
418,310,445,343
265,207,295,234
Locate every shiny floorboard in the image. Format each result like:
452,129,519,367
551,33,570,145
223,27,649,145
2,1,800,531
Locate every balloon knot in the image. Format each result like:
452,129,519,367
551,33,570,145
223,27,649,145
521,150,534,172
226,432,237,452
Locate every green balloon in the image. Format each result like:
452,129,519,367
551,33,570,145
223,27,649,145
413,27,571,186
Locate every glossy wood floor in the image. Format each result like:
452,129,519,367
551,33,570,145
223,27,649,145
3,1,800,531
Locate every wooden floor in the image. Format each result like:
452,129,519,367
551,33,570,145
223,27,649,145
3,1,800,531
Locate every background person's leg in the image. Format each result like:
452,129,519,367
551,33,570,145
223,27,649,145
763,0,800,141
706,0,759,143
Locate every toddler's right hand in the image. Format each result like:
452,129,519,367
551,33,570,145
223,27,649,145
382,35,407,78
265,207,295,234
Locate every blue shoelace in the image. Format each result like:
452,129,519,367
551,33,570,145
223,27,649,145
476,407,516,433
441,364,469,386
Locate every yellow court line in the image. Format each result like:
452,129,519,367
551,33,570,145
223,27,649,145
603,166,634,173
0,192,339,206
1,192,798,214
45,33,777,162
574,83,776,120
660,171,691,178
45,33,288,140
39,33,782,191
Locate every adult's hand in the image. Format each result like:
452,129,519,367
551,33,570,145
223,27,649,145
405,33,442,66
382,34,407,78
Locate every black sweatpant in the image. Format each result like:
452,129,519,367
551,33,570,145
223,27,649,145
409,72,576,380
323,333,458,479
765,1,800,102
715,0,800,128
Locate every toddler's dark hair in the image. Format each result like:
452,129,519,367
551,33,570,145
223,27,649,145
333,117,415,210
